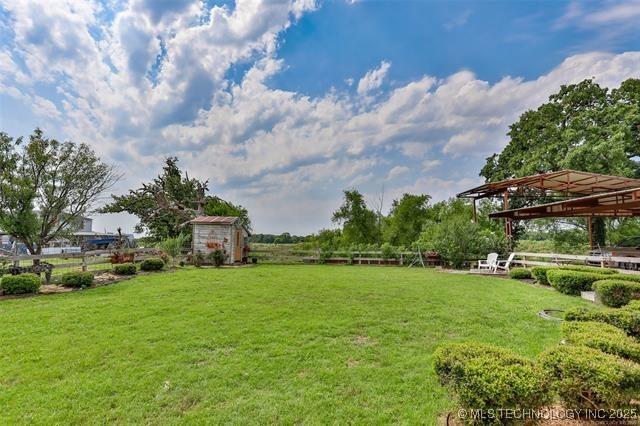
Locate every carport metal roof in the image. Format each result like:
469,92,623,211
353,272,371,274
489,187,640,220
457,170,640,200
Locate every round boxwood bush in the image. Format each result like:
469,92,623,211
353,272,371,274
531,266,554,285
565,302,640,338
509,268,532,279
113,263,137,275
140,258,164,271
562,320,640,363
539,344,640,409
60,272,94,288
1,273,41,295
434,342,550,416
546,269,610,295
594,279,640,308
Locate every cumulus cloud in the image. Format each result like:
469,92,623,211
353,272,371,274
357,60,391,95
1,0,640,233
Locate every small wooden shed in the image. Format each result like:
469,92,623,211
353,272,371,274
190,216,249,264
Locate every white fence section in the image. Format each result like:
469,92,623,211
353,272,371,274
512,251,640,270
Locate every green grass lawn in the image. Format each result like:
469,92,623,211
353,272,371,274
0,265,591,424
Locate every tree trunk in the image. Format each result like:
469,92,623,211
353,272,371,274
592,218,606,248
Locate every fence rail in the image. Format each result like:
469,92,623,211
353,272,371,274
0,248,160,276
512,251,640,269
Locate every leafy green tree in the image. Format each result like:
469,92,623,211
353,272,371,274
481,78,640,246
0,129,119,255
332,190,380,245
101,157,250,241
418,198,506,268
384,193,431,246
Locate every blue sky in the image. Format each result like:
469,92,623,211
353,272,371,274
0,0,639,234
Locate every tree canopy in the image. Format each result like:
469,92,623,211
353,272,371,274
101,157,250,241
480,78,640,246
331,190,380,245
384,193,431,247
0,129,119,254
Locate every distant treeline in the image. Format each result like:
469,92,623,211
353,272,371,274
250,233,310,244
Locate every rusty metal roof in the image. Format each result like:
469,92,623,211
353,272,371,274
189,216,239,225
457,170,640,200
489,186,640,220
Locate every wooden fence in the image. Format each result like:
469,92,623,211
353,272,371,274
0,248,160,276
512,251,640,270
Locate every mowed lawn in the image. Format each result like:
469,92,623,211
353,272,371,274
0,265,590,424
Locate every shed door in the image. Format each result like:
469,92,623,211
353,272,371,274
234,229,242,262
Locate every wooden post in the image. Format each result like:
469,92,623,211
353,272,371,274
587,217,594,249
82,254,88,272
503,190,513,246
472,198,477,223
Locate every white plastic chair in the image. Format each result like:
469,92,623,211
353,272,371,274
494,253,516,273
477,253,498,271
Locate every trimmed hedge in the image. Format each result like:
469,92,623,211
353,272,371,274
562,321,640,363
539,344,640,409
565,302,640,338
609,273,640,284
113,263,137,275
594,279,640,308
531,266,554,285
140,258,164,271
60,272,94,288
546,269,610,295
434,342,550,415
0,273,41,295
531,265,617,286
509,268,532,279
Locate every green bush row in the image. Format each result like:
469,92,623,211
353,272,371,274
565,301,640,339
546,269,610,295
509,268,532,279
433,343,550,415
562,321,640,363
60,272,94,288
594,279,640,308
531,265,617,286
113,263,137,275
140,258,164,271
0,274,41,295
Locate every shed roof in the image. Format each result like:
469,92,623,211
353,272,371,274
457,170,640,200
189,216,239,225
489,187,640,220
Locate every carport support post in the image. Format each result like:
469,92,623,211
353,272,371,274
472,198,477,223
503,190,513,244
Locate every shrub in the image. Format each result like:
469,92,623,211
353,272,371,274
531,265,617,286
434,343,550,418
531,266,554,285
0,273,41,295
539,344,640,409
609,273,640,284
594,279,640,308
509,268,532,279
565,303,640,338
562,321,640,363
207,249,226,267
192,251,205,267
380,243,399,260
140,258,165,271
546,269,610,295
113,263,137,275
60,272,94,288
558,265,618,275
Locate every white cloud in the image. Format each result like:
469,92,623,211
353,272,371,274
387,166,409,180
1,0,640,233
357,60,391,96
556,0,640,28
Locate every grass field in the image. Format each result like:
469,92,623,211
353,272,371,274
0,265,591,424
